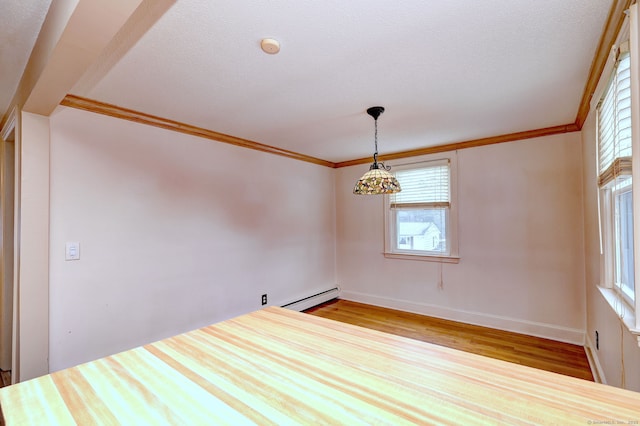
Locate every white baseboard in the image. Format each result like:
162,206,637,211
340,290,585,345
585,334,607,384
281,287,340,312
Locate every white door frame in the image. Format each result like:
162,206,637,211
0,109,17,376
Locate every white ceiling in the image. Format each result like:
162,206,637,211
0,0,52,119
4,1,613,164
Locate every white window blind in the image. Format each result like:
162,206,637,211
390,160,450,208
597,48,632,187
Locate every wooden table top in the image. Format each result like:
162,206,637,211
1,306,639,425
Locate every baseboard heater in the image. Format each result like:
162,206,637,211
281,287,340,312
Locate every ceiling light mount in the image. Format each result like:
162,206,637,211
366,106,385,121
353,106,401,195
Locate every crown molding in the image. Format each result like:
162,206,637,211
575,0,632,129
60,95,336,168
60,1,622,169
61,95,580,170
335,123,579,168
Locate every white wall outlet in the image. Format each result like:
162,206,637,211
65,242,80,261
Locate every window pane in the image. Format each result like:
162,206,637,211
395,208,448,254
615,188,635,300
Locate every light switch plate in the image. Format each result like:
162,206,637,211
65,242,80,261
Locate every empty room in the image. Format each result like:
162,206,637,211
0,0,639,423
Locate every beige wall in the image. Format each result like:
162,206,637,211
48,106,336,371
336,133,586,343
582,108,640,391
26,93,640,391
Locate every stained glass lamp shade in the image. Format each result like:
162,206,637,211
353,106,401,195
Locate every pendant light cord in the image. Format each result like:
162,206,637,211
373,118,379,164
365,106,391,172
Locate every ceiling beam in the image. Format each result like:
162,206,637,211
71,0,176,95
22,0,170,116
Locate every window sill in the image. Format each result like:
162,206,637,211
383,252,460,264
597,286,640,347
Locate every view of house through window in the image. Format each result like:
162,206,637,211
396,208,447,253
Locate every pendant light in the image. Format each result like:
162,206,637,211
353,106,401,195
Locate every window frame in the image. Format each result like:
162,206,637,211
597,62,637,309
597,43,634,304
593,5,640,336
383,152,459,263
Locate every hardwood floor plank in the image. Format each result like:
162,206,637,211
305,299,594,381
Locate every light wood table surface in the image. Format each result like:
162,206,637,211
1,306,639,424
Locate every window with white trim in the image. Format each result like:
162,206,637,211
384,153,458,262
597,44,635,306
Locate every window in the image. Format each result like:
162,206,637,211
384,153,458,262
615,183,634,301
597,45,635,305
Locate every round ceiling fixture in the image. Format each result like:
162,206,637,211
260,38,280,54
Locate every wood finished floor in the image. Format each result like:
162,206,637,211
305,299,594,381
